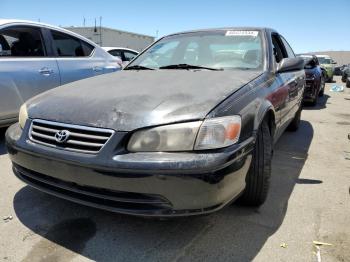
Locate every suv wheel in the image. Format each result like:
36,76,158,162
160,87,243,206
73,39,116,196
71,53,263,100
346,78,350,88
238,120,272,206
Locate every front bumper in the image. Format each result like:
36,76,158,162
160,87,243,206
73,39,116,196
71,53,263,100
303,80,317,101
6,122,254,217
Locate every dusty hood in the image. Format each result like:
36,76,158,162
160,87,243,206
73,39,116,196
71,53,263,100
27,70,262,131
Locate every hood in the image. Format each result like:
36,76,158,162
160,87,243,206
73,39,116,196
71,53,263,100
320,64,333,69
27,70,262,131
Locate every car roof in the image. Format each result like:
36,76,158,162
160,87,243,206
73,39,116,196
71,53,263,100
0,19,98,47
102,47,138,53
315,54,331,58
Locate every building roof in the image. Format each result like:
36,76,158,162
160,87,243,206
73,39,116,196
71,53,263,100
65,26,155,39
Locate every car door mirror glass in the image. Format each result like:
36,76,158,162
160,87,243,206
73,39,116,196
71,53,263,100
277,57,304,73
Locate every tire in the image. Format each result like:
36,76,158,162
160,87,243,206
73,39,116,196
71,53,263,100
238,120,272,206
287,105,302,132
346,78,350,88
341,74,347,83
310,93,318,106
318,76,325,97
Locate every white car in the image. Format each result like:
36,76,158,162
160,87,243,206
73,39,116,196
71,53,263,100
0,19,121,127
102,47,138,66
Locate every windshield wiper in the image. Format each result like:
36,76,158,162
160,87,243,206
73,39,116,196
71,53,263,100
124,65,155,70
159,64,223,71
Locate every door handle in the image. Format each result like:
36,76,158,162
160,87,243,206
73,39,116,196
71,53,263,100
39,67,53,76
92,66,103,72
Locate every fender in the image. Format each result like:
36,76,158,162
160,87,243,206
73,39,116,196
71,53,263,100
207,73,277,144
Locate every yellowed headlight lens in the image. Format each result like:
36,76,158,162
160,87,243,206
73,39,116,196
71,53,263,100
19,103,28,129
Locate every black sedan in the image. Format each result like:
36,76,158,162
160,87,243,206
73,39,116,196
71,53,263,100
6,28,305,217
298,55,325,105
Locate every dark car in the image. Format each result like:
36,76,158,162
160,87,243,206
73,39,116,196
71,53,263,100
6,28,305,217
341,64,349,83
298,55,325,105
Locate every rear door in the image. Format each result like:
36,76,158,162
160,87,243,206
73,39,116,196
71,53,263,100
49,30,105,85
0,25,60,121
271,33,303,128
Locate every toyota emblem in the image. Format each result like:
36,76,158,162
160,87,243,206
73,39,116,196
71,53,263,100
55,130,70,143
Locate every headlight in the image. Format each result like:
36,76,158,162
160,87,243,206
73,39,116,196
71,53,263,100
128,121,202,152
194,116,241,150
127,116,241,152
19,103,28,129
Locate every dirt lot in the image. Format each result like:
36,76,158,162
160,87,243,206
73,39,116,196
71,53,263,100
0,77,349,262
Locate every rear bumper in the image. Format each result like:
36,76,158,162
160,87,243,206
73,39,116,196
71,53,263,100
6,122,254,217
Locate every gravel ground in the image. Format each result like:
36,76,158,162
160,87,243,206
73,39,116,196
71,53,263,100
0,76,349,262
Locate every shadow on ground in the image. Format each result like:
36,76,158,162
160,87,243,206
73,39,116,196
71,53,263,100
13,121,315,262
0,128,8,155
303,94,330,110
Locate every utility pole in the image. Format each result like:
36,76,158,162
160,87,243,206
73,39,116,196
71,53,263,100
99,16,102,46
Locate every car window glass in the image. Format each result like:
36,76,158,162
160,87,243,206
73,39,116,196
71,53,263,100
123,51,137,61
183,42,199,64
81,41,94,56
131,31,263,70
51,30,88,57
109,49,122,58
280,36,295,58
271,34,284,63
0,26,45,57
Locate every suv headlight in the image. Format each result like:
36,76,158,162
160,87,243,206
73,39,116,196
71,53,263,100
19,103,28,129
127,116,241,152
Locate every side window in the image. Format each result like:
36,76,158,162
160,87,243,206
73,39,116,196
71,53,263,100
123,51,137,61
0,26,46,57
109,49,122,58
271,34,284,63
51,30,93,57
280,36,295,58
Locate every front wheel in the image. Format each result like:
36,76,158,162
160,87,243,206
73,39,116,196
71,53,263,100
318,76,325,97
238,120,272,206
346,78,350,88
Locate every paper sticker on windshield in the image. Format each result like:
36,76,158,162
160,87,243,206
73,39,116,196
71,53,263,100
225,30,259,37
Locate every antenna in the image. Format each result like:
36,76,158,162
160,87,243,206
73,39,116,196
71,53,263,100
94,18,97,32
83,17,86,27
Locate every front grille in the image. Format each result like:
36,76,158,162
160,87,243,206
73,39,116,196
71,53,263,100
29,119,114,154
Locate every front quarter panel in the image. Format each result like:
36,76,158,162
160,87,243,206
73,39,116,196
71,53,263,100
208,72,279,143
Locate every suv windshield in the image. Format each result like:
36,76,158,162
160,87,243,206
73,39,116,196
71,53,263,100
127,30,264,70
317,57,331,64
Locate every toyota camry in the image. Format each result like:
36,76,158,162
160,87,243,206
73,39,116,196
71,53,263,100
6,27,305,217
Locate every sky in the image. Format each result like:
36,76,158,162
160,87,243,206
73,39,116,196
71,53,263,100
1,0,349,53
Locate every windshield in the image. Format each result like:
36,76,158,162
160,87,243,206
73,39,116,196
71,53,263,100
317,57,331,64
127,30,264,70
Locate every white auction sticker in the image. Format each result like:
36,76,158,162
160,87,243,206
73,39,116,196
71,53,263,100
225,30,259,37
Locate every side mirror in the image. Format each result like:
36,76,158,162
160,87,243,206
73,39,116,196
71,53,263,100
277,57,305,73
332,61,337,64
